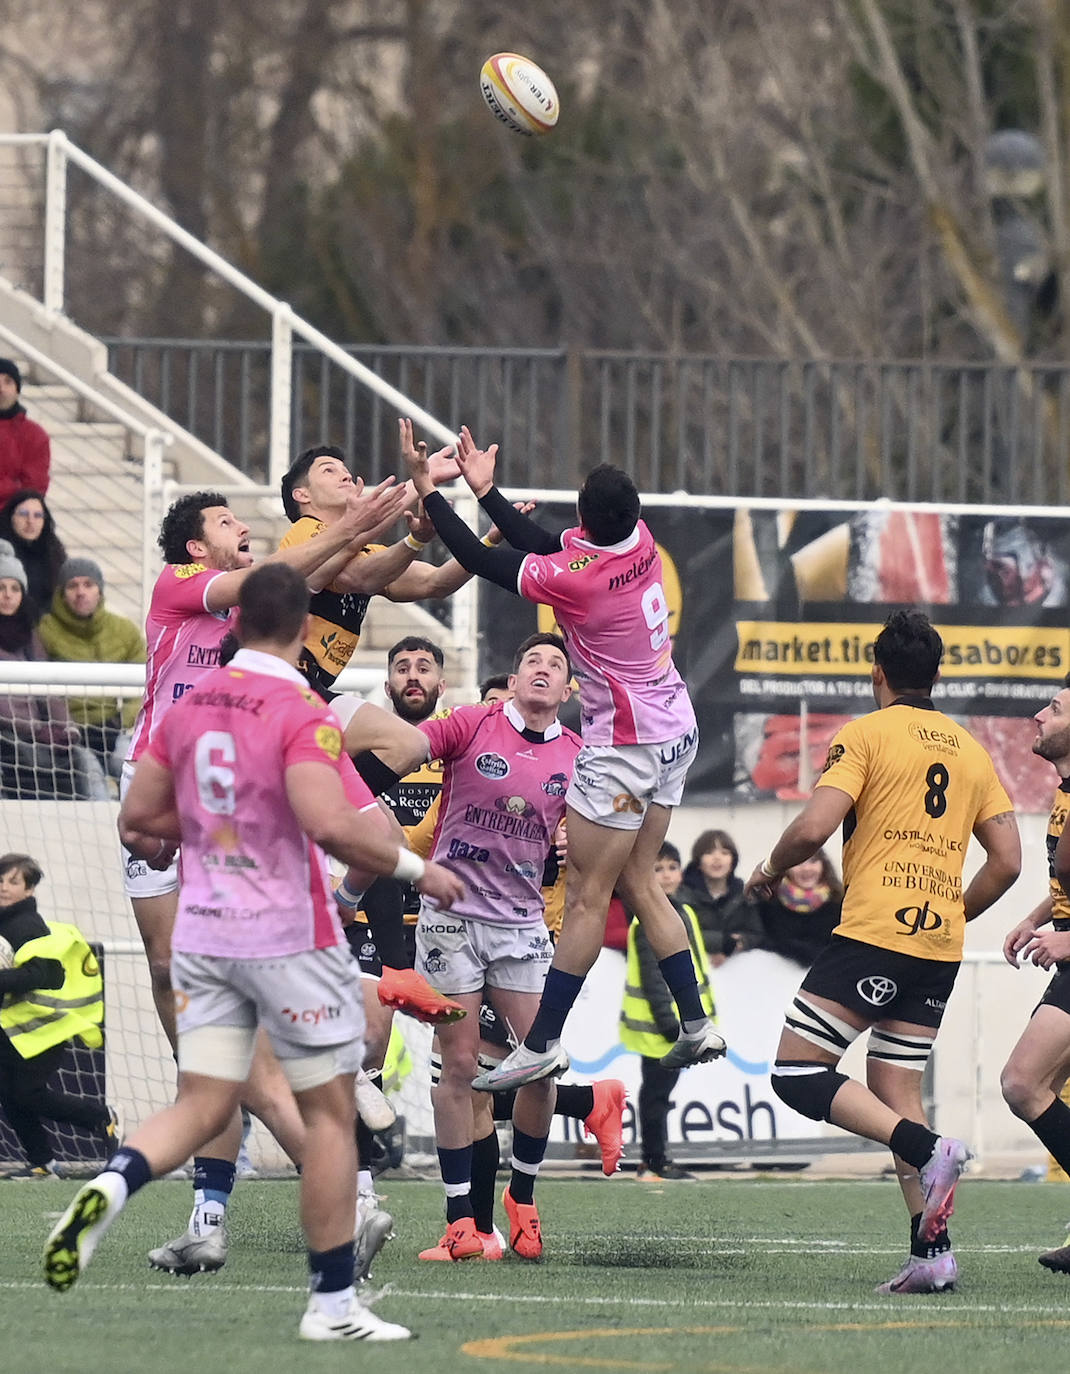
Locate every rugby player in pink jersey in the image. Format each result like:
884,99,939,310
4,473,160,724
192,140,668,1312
121,478,419,1276
45,563,463,1342
389,632,581,1261
401,420,725,1089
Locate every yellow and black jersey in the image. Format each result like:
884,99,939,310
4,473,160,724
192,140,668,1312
1048,777,1070,931
277,517,387,695
816,698,1012,961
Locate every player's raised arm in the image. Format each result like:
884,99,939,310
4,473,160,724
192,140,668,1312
205,478,410,611
742,786,855,901
454,425,560,555
285,758,464,908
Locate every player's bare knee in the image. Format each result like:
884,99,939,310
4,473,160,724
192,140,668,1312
1000,1062,1042,1119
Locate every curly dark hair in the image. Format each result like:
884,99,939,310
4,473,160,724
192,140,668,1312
158,492,228,565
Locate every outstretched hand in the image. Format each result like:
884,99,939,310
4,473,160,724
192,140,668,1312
742,863,779,902
342,475,409,544
399,418,436,498
456,425,499,499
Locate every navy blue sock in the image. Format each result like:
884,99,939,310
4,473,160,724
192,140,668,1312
508,1128,547,1206
193,1155,236,1209
105,1146,153,1197
437,1143,474,1223
524,969,585,1051
658,951,705,1025
308,1240,355,1294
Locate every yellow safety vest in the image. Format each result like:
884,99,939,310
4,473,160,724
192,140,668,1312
0,922,104,1060
381,1024,413,1098
620,902,715,1059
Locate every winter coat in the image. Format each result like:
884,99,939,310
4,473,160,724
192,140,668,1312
39,591,145,729
756,892,841,969
678,869,765,958
0,409,50,509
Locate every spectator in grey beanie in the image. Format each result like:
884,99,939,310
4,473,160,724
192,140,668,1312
0,362,50,508
39,556,145,778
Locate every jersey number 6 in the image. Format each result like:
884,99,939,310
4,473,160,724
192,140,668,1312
195,730,237,816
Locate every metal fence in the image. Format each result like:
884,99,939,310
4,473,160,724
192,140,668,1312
104,339,1070,504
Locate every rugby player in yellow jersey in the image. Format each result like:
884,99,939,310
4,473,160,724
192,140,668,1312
279,445,476,1026
1001,677,1070,1273
744,609,1020,1295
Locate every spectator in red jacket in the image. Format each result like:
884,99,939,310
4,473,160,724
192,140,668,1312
0,361,50,508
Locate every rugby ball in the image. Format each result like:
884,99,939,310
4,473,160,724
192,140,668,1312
479,53,559,137
0,935,12,969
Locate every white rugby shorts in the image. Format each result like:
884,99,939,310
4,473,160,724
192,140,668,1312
415,907,553,996
120,760,179,898
171,943,365,1068
565,727,698,830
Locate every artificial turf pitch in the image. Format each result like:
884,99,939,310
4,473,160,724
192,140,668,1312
3,1174,1070,1373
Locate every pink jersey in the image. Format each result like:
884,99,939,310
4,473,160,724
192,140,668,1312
420,700,581,927
517,520,695,747
149,648,349,958
128,563,234,762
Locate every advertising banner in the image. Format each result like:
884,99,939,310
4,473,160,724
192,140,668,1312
479,503,1068,811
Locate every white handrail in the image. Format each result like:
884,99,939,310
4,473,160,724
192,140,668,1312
0,661,382,697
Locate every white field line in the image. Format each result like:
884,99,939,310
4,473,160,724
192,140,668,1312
2,1280,1070,1318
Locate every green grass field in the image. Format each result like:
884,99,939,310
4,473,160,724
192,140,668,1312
3,1173,1070,1373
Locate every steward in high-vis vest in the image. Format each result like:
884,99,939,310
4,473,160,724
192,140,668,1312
0,852,116,1178
620,895,715,1181
621,899,714,1060
1,923,104,1058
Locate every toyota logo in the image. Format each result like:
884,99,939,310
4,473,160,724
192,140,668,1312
857,976,897,1007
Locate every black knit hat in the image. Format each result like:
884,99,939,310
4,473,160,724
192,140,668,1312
0,360,22,392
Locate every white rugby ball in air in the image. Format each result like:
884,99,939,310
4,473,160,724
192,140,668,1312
479,53,560,137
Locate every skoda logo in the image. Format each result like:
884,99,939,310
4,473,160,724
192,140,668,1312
857,975,897,1007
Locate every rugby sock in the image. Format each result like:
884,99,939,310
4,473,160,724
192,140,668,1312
1026,1098,1070,1176
470,1130,501,1234
888,1120,941,1170
355,1116,375,1174
358,1168,374,1196
910,1211,951,1259
360,876,409,970
658,951,706,1025
308,1240,355,1317
191,1155,235,1236
100,1145,152,1204
509,1128,548,1206
524,969,585,1052
437,1144,475,1222
493,1084,595,1122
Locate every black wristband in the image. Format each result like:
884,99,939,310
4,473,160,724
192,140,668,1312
352,751,404,798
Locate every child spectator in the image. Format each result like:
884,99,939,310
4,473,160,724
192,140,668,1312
0,548,108,800
620,842,715,1181
680,829,764,966
756,849,842,969
0,361,50,508
38,557,145,778
0,489,66,613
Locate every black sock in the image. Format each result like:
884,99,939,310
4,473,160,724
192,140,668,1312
910,1211,950,1258
360,877,409,970
470,1131,500,1233
355,1114,375,1170
1028,1098,1070,1176
554,1084,595,1120
308,1240,354,1294
492,1084,594,1122
889,1119,940,1170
